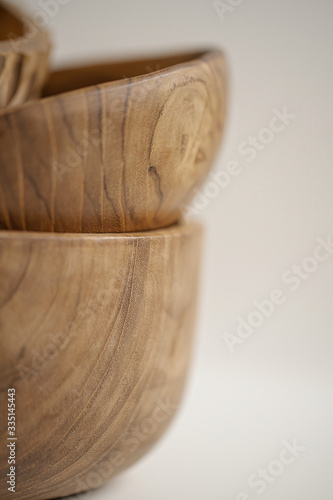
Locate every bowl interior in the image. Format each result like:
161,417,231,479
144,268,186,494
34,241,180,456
42,51,204,96
0,5,24,41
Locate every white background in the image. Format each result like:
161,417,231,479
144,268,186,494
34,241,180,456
7,0,333,498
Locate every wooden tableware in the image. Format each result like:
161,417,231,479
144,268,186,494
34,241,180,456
0,3,51,108
0,220,202,499
0,49,227,233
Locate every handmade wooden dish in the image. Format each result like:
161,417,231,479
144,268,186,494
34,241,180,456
0,220,202,499
0,49,227,232
0,3,51,108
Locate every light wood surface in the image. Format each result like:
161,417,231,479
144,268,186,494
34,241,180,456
0,221,202,499
0,49,227,232
0,3,51,108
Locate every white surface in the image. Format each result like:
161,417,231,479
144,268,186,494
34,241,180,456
8,0,333,498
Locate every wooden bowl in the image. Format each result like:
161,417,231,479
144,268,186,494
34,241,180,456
0,220,202,499
0,49,227,233
0,3,51,108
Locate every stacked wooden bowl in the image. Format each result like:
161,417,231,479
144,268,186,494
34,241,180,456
0,3,51,108
0,5,228,498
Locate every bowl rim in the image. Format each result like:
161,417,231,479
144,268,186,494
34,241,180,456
0,2,51,55
0,220,202,241
0,48,225,117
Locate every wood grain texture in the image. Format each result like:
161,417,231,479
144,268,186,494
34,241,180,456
0,3,51,108
0,220,202,499
0,49,227,232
